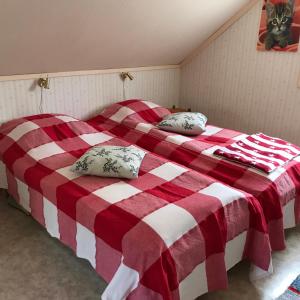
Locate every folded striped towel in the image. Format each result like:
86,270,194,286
214,133,300,173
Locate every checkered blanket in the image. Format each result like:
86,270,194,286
214,133,300,174
0,114,271,300
87,99,300,251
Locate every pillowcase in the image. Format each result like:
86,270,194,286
157,112,207,135
71,145,146,179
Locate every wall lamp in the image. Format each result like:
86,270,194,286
120,72,134,81
37,77,50,89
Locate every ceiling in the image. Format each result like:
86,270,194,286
0,0,249,75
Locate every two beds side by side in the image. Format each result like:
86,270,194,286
0,114,272,300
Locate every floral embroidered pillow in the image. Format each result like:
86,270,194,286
71,145,146,179
157,112,207,135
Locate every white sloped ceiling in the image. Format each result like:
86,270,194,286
0,0,249,75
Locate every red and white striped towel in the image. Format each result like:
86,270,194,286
214,133,300,173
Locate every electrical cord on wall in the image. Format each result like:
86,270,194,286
37,76,49,114
120,72,133,100
123,79,126,100
39,87,44,114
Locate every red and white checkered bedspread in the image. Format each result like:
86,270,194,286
87,99,300,251
0,114,271,300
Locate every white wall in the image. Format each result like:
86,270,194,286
0,68,180,123
0,0,248,75
2,0,300,145
181,1,300,144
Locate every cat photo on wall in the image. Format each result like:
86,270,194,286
257,0,300,52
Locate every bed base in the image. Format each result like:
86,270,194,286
1,188,30,216
7,198,31,216
0,188,8,198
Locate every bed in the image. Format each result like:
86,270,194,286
87,99,300,251
0,114,271,300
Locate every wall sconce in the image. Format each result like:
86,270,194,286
37,76,50,114
37,77,50,89
120,72,134,81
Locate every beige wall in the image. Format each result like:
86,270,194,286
0,68,180,123
0,0,248,75
180,1,300,144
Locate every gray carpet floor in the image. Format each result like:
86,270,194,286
1,190,299,300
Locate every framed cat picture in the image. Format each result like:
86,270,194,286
257,0,300,52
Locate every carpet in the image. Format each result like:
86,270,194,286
277,275,300,300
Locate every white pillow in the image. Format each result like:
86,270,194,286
71,145,146,179
157,112,207,135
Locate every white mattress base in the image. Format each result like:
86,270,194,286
0,161,7,189
283,199,296,229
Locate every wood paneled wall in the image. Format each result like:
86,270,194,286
0,67,180,123
180,1,300,144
